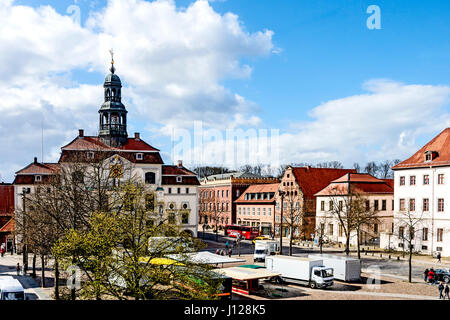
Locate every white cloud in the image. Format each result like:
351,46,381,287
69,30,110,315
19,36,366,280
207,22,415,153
0,0,274,182
174,79,450,170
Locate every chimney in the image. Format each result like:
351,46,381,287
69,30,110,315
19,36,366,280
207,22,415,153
34,157,37,164
177,160,183,168
79,129,84,137
134,132,140,141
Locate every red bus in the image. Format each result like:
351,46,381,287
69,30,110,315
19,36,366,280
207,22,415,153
224,225,259,240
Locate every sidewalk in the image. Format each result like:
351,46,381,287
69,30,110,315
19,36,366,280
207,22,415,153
0,253,52,300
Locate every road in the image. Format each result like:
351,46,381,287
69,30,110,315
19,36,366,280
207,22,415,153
198,231,431,282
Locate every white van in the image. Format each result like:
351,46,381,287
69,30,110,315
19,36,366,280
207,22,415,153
0,276,25,300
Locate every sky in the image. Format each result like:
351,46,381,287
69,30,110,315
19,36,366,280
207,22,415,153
0,0,450,182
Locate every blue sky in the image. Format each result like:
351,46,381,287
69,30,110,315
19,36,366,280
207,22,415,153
1,0,449,181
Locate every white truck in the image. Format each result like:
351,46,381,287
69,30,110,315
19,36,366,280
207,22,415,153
265,256,334,289
254,240,279,262
0,276,25,300
308,254,361,282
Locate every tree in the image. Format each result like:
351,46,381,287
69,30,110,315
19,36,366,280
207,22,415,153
325,184,379,257
394,207,428,283
53,182,223,300
364,162,379,177
353,163,361,173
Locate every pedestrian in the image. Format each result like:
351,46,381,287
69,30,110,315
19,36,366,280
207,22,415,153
221,249,226,256
429,269,435,284
228,248,232,257
439,282,445,299
445,284,450,300
215,249,220,255
437,252,442,263
225,241,229,250
424,268,429,282
16,263,20,276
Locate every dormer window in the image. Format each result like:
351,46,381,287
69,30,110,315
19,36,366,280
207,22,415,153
136,153,143,160
35,175,42,182
87,152,95,159
425,151,437,162
176,176,182,183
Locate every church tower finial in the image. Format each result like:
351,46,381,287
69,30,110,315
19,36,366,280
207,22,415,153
109,48,116,74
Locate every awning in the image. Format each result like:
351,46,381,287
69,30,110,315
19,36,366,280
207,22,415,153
168,251,246,265
215,267,280,281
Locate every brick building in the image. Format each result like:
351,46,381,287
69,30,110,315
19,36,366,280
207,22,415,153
276,166,356,239
198,172,279,229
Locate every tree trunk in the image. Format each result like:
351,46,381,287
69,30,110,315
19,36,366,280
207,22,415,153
345,235,350,255
409,245,413,283
32,253,36,278
40,255,45,288
54,259,60,300
289,226,293,256
357,229,361,260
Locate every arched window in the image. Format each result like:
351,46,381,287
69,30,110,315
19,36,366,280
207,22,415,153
145,172,155,184
112,88,116,100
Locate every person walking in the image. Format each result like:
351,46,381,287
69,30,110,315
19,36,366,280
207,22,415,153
439,282,445,299
225,241,229,250
424,268,429,282
228,248,232,257
445,284,450,300
16,263,20,276
437,252,442,263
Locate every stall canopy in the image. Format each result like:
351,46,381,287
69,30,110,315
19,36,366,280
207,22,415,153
168,251,246,265
215,267,280,281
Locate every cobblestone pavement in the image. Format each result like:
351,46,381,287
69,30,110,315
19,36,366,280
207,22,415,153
0,253,52,300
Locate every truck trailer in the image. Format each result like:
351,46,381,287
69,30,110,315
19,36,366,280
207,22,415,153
265,256,334,289
308,254,361,282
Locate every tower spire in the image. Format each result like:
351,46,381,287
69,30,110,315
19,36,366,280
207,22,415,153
109,48,115,74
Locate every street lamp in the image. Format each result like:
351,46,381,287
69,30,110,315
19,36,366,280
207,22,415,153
21,187,30,274
278,189,286,255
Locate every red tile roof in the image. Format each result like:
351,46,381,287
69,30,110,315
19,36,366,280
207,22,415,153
61,136,160,152
392,128,450,170
162,165,197,176
315,173,394,196
161,165,199,185
0,219,14,233
235,183,279,203
291,167,357,199
15,163,60,175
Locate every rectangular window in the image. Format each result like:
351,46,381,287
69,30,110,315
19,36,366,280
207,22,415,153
339,224,343,237
437,228,443,242
399,199,405,211
268,208,271,216
373,224,378,233
410,176,416,185
338,201,343,211
186,188,189,194
409,198,415,212
400,176,405,186
423,175,430,185
438,174,444,185
365,200,370,211
399,227,404,238
87,151,95,159
422,228,428,241
136,153,143,160
263,208,266,216
168,188,172,194
252,208,255,215
238,208,241,215
321,201,325,211
374,200,379,211
438,199,445,212
382,200,387,211
423,198,429,212
257,208,260,216
329,201,333,211
177,188,181,194
328,224,333,236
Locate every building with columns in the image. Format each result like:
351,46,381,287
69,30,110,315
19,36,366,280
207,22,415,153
13,58,200,246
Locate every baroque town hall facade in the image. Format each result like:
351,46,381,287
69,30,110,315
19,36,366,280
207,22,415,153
13,59,200,243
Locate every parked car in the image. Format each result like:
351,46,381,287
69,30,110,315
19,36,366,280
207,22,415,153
252,236,270,244
433,269,450,283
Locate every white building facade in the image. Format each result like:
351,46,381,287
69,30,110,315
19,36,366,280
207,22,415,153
385,128,450,256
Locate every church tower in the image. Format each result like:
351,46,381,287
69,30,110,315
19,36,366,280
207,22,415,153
98,50,128,147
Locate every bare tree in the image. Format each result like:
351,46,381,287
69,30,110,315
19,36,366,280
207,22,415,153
353,163,361,173
364,162,379,177
394,207,428,283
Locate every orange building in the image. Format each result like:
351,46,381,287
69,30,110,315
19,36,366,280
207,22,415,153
234,183,279,235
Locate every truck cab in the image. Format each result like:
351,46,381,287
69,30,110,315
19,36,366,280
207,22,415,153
0,276,25,300
253,240,279,262
310,266,334,289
